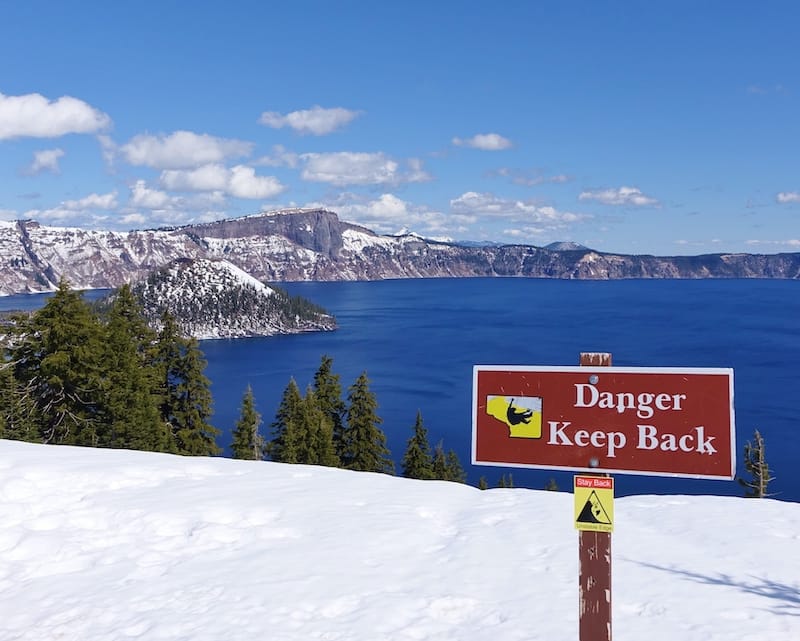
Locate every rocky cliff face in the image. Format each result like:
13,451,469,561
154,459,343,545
0,209,798,296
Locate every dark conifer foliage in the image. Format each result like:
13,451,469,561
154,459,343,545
267,377,304,464
430,440,466,483
401,411,435,480
231,385,264,460
444,449,467,484
312,355,347,461
496,474,514,489
738,430,774,498
12,279,105,445
99,285,166,451
0,360,37,441
170,337,220,456
341,371,394,474
432,441,448,480
154,312,220,455
302,388,339,467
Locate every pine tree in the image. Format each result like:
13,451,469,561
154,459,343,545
171,337,220,456
544,478,560,491
478,476,489,490
401,411,435,479
0,361,37,441
231,385,264,460
432,441,448,480
99,285,165,451
267,378,304,463
154,312,217,455
444,449,467,483
496,474,514,488
312,355,346,463
302,388,339,467
154,311,182,429
738,429,774,498
11,279,104,445
342,371,393,474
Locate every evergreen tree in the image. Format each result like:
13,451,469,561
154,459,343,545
154,311,182,428
478,476,489,490
302,388,339,467
267,378,304,464
444,449,467,483
401,411,434,479
544,478,559,491
432,441,448,480
342,371,393,474
738,429,774,498
0,361,37,442
154,312,216,454
231,385,264,460
312,355,347,462
171,337,220,456
11,279,104,445
99,285,166,451
496,474,514,488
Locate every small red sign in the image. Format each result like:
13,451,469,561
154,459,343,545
575,476,613,489
472,366,735,479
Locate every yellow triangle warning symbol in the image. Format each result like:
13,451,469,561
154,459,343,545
576,490,612,525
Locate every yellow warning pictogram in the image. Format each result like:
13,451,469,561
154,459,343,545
574,476,614,533
485,395,542,438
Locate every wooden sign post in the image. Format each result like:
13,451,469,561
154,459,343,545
578,352,612,641
471,352,736,641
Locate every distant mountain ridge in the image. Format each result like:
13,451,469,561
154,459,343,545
0,209,798,295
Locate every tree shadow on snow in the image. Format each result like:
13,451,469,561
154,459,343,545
631,561,800,618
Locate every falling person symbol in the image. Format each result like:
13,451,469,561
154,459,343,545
506,398,533,425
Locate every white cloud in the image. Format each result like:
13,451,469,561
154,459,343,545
130,180,179,210
161,165,229,192
747,84,786,95
26,148,65,175
452,133,512,151
227,166,283,199
746,239,800,248
0,209,18,221
578,186,659,206
120,212,148,226
120,131,253,169
495,168,570,186
122,181,232,230
258,106,360,135
23,190,118,225
97,134,118,167
64,191,118,210
160,164,284,199
311,193,471,236
301,152,430,186
450,191,588,229
0,92,111,140
254,144,299,168
776,192,800,203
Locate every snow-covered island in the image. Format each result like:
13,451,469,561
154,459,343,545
126,257,336,340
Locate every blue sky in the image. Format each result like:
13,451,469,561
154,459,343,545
0,1,798,255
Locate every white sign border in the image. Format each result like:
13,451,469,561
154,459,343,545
471,365,736,481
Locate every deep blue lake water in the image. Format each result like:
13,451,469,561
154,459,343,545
3,278,798,501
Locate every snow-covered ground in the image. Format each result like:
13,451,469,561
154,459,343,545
1,440,798,640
